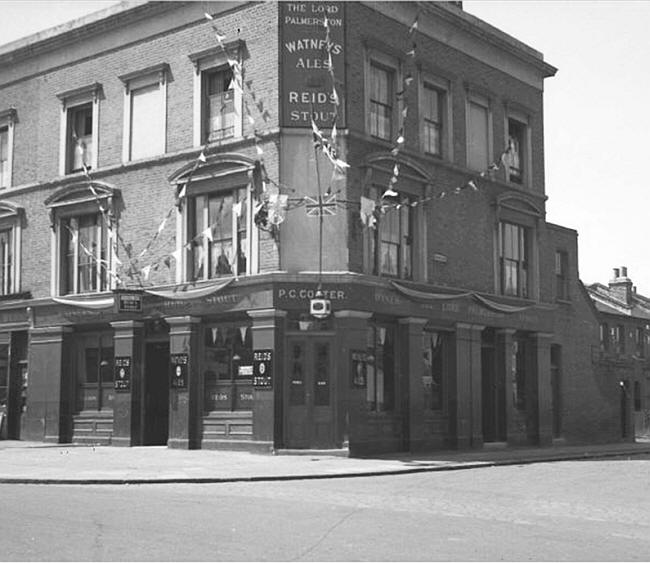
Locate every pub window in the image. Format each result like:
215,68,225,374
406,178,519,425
0,108,16,189
202,67,236,143
466,93,491,171
613,325,625,355
76,332,114,413
555,250,569,301
366,323,395,412
119,65,168,162
190,44,243,147
203,324,253,411
0,202,23,296
368,186,412,279
636,327,646,358
369,63,393,140
46,183,119,297
56,84,100,175
188,187,249,281
506,117,528,185
0,126,8,189
499,221,529,298
66,103,93,173
600,323,609,351
423,330,445,410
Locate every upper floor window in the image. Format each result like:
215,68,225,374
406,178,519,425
635,327,646,358
0,109,16,189
466,92,491,171
174,157,258,284
369,63,393,139
499,221,529,298
366,50,400,141
420,76,451,158
612,325,625,355
119,64,168,162
0,202,23,296
600,323,609,351
555,250,569,300
56,84,101,175
190,43,243,147
45,183,119,296
61,213,108,295
368,186,412,279
505,110,530,185
189,187,249,281
422,84,441,155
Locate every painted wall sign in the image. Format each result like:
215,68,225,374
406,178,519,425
117,292,142,313
114,356,131,391
170,354,188,389
253,349,273,389
280,1,346,128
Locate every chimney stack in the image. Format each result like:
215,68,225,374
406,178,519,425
609,266,633,305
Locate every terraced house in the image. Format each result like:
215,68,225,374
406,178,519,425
0,0,624,454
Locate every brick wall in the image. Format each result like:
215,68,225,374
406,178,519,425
0,1,281,297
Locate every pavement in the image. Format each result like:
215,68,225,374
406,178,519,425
2,439,650,485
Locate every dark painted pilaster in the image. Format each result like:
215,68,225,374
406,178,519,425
167,316,200,449
110,320,144,447
249,309,286,450
25,326,72,443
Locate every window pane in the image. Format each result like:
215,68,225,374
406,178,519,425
0,228,12,295
313,342,330,406
209,193,234,277
507,119,525,183
68,104,93,172
130,83,164,160
468,101,489,170
204,68,235,142
369,63,392,139
290,342,306,406
0,127,7,188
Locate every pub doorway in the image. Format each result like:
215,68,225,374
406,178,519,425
481,329,506,442
285,336,335,448
143,341,170,446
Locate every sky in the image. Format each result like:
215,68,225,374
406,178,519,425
1,0,649,292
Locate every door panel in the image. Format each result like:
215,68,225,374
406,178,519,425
286,338,334,448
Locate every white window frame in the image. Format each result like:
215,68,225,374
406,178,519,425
0,109,16,189
419,73,452,159
56,84,101,176
365,48,402,142
0,202,23,295
505,108,532,186
119,64,169,163
46,185,118,296
189,43,243,147
176,164,258,284
465,91,492,172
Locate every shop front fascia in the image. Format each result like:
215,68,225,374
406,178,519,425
5,274,560,452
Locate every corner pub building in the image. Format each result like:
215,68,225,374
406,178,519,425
0,1,623,454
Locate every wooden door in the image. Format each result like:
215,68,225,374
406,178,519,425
286,337,335,449
143,342,170,446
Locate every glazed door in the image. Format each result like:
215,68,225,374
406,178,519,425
286,337,335,448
